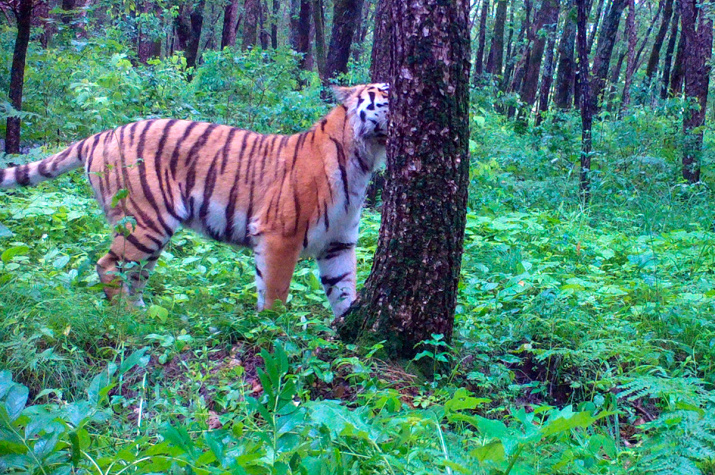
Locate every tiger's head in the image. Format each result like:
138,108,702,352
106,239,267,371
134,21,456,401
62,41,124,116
333,83,390,146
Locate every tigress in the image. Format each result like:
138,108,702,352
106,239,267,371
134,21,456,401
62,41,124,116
0,83,389,317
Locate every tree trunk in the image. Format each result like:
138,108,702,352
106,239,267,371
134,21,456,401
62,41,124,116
486,0,507,77
644,0,674,86
504,0,531,93
61,0,87,37
577,0,592,202
324,0,364,82
351,0,371,63
660,7,679,98
5,0,33,155
175,0,205,70
137,3,162,64
473,0,489,80
222,0,240,48
680,0,713,183
34,1,54,48
586,0,604,54
242,0,260,49
290,0,311,72
271,0,280,48
519,0,560,118
669,11,685,96
554,0,577,109
589,0,627,113
259,0,270,49
536,25,558,124
312,0,326,77
337,0,471,358
620,0,636,110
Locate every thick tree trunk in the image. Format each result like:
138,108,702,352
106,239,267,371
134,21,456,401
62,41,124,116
312,0,327,77
175,0,205,70
669,12,685,96
324,0,364,82
519,0,560,117
680,0,713,183
337,0,471,358
536,27,557,125
5,0,33,155
554,0,577,109
34,1,53,48
644,0,674,86
290,0,311,72
577,0,592,202
473,0,489,80
242,0,260,49
660,8,679,98
137,3,162,64
589,0,627,113
61,0,87,37
620,0,636,110
486,0,507,77
258,0,270,49
222,0,240,48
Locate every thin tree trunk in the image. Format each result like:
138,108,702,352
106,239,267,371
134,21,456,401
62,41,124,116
586,0,604,54
660,7,679,98
536,26,558,124
644,0,673,86
519,0,560,119
222,0,240,48
504,0,531,92
577,0,592,202
259,0,270,49
589,0,627,114
324,0,364,82
243,0,260,49
681,0,713,183
486,0,507,76
271,0,280,48
6,0,33,155
338,0,471,358
351,0,371,63
290,0,311,72
312,0,327,77
620,0,636,110
473,0,489,80
175,0,205,70
137,3,162,64
669,12,685,96
554,0,577,109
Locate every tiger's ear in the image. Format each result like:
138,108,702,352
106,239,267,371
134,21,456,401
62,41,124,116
331,85,358,104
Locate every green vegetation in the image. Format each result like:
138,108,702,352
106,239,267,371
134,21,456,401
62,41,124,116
2,28,715,475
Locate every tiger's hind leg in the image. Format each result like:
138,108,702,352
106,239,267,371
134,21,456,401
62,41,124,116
97,226,171,307
316,241,357,318
254,235,302,312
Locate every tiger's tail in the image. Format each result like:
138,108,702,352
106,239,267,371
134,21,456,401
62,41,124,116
0,139,89,188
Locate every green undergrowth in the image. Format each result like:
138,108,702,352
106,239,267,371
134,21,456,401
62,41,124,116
2,37,715,474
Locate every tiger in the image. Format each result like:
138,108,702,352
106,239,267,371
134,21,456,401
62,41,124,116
0,83,389,317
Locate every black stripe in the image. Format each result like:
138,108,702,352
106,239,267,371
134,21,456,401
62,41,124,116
260,135,278,183
199,149,221,229
243,134,261,185
329,137,350,210
169,122,199,177
291,132,307,169
220,128,239,174
37,160,53,178
153,120,183,222
16,165,30,186
318,242,355,261
256,267,263,279
126,234,157,255
223,132,251,240
321,272,349,288
292,191,301,236
135,122,175,236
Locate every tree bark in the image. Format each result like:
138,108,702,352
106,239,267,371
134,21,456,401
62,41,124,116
271,0,280,48
669,11,685,96
519,0,560,117
486,0,507,77
660,7,679,98
312,0,327,77
324,0,364,82
680,0,713,183
536,23,558,124
222,0,240,48
554,0,577,109
620,0,636,110
337,0,471,358
5,0,33,155
586,0,604,54
242,0,260,49
61,0,87,37
137,2,162,64
175,0,205,70
577,0,592,202
644,0,674,86
290,0,311,72
473,0,489,80
589,0,627,113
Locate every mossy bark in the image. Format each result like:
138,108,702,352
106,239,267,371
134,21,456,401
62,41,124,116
336,0,470,359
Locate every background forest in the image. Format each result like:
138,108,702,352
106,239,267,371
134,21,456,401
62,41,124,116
1,0,715,473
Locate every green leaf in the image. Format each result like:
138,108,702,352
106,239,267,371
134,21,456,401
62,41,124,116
110,188,129,208
5,384,29,421
1,245,29,264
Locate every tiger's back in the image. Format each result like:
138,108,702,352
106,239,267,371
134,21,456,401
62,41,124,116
0,83,390,317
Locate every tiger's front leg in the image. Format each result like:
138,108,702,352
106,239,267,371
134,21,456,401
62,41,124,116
254,234,302,312
316,241,357,317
